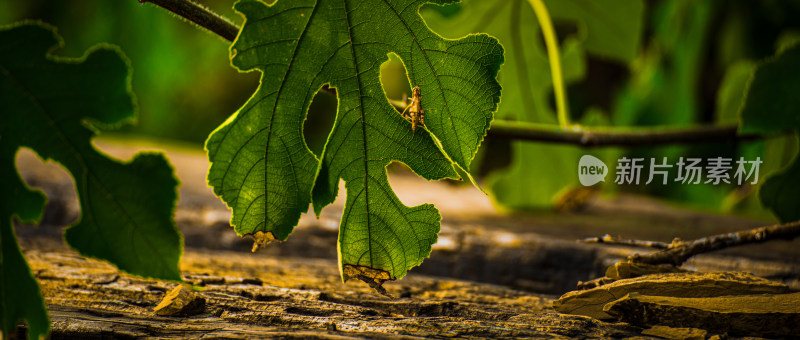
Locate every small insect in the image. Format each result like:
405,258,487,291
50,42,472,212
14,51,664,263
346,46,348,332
401,86,425,131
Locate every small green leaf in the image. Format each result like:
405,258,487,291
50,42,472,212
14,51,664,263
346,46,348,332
0,21,182,288
207,0,503,284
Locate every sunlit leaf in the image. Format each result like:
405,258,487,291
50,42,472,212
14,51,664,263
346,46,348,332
206,0,503,285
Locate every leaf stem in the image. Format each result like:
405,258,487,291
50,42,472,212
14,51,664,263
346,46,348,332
527,0,570,128
138,0,239,42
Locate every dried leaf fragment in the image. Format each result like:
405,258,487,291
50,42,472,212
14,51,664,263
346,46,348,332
154,284,206,317
250,231,277,252
343,264,393,297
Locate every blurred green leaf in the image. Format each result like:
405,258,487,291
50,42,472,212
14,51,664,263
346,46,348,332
424,0,643,209
546,0,644,62
759,137,800,222
0,22,182,291
716,58,797,220
715,61,765,218
614,0,712,127
206,0,502,284
486,37,586,208
740,43,800,134
739,43,800,222
715,61,755,124
611,0,734,211
2,0,255,144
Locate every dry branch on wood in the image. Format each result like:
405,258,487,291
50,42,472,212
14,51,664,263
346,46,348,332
583,220,800,267
581,234,670,249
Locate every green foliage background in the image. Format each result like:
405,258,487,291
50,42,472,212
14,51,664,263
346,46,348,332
4,0,800,222
4,0,800,338
0,0,258,143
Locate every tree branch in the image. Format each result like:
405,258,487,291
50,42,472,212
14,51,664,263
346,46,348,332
487,120,764,146
140,0,769,147
620,220,800,266
138,0,239,42
581,234,670,249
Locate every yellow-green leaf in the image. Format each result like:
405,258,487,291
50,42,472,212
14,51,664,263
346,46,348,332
206,0,503,285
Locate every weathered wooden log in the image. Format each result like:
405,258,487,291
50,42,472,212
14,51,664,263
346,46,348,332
553,271,790,320
20,249,642,339
15,144,800,296
576,262,688,289
12,140,800,338
604,292,800,337
640,325,707,340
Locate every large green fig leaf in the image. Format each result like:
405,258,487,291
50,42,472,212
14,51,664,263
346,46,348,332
206,0,503,285
1,22,183,338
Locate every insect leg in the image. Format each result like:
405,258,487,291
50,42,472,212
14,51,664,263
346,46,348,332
400,105,411,120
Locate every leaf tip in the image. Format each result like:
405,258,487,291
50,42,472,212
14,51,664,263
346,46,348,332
249,230,278,252
342,264,394,297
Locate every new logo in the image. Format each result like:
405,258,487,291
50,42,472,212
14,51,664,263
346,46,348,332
579,155,607,186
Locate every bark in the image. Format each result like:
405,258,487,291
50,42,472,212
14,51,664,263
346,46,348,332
553,271,790,320
11,141,800,338
605,292,800,337
24,249,641,339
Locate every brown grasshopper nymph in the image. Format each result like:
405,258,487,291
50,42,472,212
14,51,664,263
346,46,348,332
401,86,425,131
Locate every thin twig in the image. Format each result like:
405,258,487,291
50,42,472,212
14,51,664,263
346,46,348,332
139,0,239,42
624,220,800,266
581,234,670,249
140,0,769,147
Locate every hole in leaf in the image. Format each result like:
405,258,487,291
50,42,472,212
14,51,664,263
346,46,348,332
14,148,79,229
380,53,412,107
303,86,337,157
